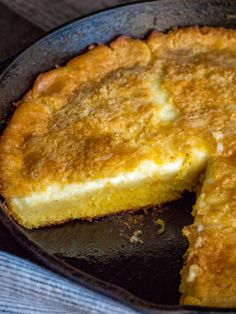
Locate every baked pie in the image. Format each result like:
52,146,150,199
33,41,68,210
0,27,236,306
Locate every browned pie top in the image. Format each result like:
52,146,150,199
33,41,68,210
0,27,236,198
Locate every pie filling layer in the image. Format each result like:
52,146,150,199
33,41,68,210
10,150,206,228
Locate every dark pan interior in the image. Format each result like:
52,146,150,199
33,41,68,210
0,0,236,312
24,192,195,305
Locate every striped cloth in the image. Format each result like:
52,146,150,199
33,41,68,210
0,251,140,314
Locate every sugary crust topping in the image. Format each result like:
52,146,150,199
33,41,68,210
0,27,236,198
147,26,236,54
181,224,236,307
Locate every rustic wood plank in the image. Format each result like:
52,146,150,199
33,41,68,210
0,3,43,60
0,0,143,31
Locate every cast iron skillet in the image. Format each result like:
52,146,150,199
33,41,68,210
1,0,236,312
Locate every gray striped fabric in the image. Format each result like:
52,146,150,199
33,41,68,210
0,251,141,314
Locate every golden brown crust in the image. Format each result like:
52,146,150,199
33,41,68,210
1,26,236,198
1,27,236,306
147,26,236,54
181,225,236,307
0,36,152,197
180,157,236,306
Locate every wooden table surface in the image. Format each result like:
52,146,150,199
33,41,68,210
0,0,144,261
